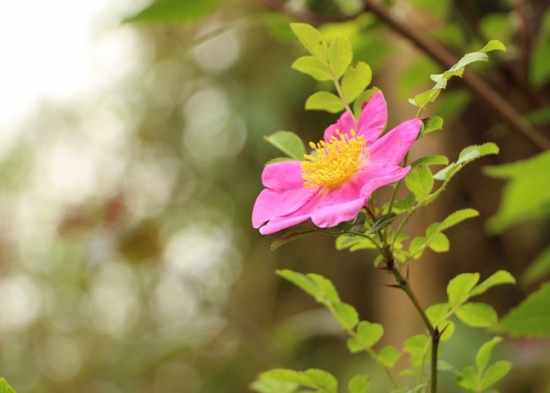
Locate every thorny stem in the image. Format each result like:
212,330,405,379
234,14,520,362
363,0,550,151
384,256,439,393
260,0,550,150
389,264,435,336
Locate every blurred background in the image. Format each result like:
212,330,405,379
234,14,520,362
0,0,549,392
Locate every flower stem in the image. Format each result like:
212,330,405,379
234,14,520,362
333,78,357,128
386,259,439,393
389,266,434,336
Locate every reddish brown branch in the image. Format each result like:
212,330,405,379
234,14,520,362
364,0,550,151
258,0,550,150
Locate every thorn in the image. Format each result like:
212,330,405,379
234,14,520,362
434,323,449,342
382,283,402,289
439,323,450,336
378,261,391,271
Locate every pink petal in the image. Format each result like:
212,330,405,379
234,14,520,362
368,119,422,166
357,92,388,144
262,161,304,191
356,166,412,201
324,110,355,141
308,181,364,228
258,189,326,234
252,185,319,228
311,198,365,228
259,214,313,235
253,161,320,228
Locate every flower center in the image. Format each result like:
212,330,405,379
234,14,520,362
301,130,368,189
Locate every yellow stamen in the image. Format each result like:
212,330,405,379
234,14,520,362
301,130,368,188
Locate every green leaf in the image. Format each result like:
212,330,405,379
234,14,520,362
410,155,449,167
264,131,306,160
498,283,550,337
405,165,434,201
425,222,441,238
439,208,480,231
391,193,415,213
476,337,502,374
409,236,427,259
308,274,341,303
125,0,222,24
277,270,320,300
368,212,397,234
449,52,488,72
456,302,498,327
469,271,515,297
379,346,401,368
333,302,359,330
409,40,505,110
447,273,480,307
458,143,500,162
356,321,384,347
434,143,499,181
484,150,550,233
271,228,321,250
291,56,332,81
250,379,298,393
410,89,440,108
336,235,375,251
422,116,444,134
404,335,430,367
403,384,430,393
479,39,507,53
348,375,370,393
261,369,316,387
457,366,477,390
428,232,449,252
327,33,353,79
290,23,328,60
426,303,451,325
480,361,512,389
439,320,455,341
0,379,16,393
341,62,372,104
522,245,550,285
398,369,417,377
437,360,458,374
304,369,338,390
306,92,345,113
347,338,363,353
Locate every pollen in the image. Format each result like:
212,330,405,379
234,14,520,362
301,130,368,189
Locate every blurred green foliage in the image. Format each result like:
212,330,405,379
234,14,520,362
1,0,550,393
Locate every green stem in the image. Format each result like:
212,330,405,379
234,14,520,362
346,230,386,255
357,335,401,390
390,267,434,336
384,150,410,244
389,263,439,393
333,78,356,127
329,305,401,390
417,343,430,386
431,330,440,393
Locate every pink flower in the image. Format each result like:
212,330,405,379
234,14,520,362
252,92,422,235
